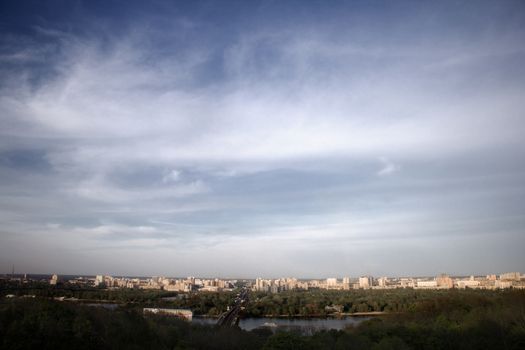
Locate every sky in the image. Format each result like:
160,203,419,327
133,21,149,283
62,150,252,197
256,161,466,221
0,0,524,278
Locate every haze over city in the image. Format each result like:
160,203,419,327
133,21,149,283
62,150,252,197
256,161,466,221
1,1,524,278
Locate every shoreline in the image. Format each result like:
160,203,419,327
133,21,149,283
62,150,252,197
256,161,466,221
193,312,386,319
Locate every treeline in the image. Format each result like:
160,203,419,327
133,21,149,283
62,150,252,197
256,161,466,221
1,290,525,349
246,289,429,316
0,280,178,304
3,280,525,319
169,289,523,318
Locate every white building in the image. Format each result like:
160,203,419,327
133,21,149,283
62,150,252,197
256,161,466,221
377,277,388,288
94,275,104,287
49,274,59,285
417,280,438,288
457,278,480,289
326,278,338,287
500,272,521,281
495,280,512,289
359,276,372,289
143,308,192,320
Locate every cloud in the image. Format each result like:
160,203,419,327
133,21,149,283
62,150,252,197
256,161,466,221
162,169,181,183
377,157,400,176
0,1,524,276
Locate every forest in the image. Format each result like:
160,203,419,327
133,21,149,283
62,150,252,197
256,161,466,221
1,283,524,349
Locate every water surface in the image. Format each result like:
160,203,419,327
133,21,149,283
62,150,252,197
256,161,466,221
193,316,370,333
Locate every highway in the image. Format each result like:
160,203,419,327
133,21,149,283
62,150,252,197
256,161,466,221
216,288,249,327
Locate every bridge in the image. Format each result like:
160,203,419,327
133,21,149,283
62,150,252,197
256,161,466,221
217,287,249,327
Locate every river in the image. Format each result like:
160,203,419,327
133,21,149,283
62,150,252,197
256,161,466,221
193,316,370,333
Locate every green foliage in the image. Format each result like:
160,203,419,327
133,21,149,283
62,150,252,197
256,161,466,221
262,331,308,350
1,287,525,349
372,336,410,350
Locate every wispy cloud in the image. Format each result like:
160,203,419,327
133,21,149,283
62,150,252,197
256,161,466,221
0,1,524,276
377,157,400,176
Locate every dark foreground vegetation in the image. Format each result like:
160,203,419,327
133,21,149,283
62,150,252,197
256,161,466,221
1,288,525,349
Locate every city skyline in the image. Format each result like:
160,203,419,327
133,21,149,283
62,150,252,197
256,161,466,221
5,271,524,292
5,271,523,279
1,1,525,277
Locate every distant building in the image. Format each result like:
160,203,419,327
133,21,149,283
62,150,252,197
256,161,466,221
254,278,270,292
500,272,521,281
49,274,59,285
417,280,438,288
457,276,480,289
143,308,192,320
359,276,372,289
399,278,416,288
342,277,351,290
324,304,344,313
94,275,104,287
495,280,512,289
436,274,453,289
326,278,338,289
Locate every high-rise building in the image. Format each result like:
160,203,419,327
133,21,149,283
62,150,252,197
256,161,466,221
341,277,350,290
377,277,388,288
49,274,59,285
94,275,104,287
359,276,371,289
436,274,453,289
326,278,337,286
500,272,521,281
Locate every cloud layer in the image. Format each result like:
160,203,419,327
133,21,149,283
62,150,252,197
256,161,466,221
1,1,524,277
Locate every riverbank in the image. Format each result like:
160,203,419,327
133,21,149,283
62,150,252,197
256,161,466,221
192,316,372,332
194,311,387,318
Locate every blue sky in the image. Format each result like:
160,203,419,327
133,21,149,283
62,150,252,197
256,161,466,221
1,0,524,278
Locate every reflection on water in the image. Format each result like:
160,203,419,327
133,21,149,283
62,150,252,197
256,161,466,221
193,317,370,333
84,303,119,310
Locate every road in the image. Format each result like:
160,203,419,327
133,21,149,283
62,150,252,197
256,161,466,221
216,288,249,327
